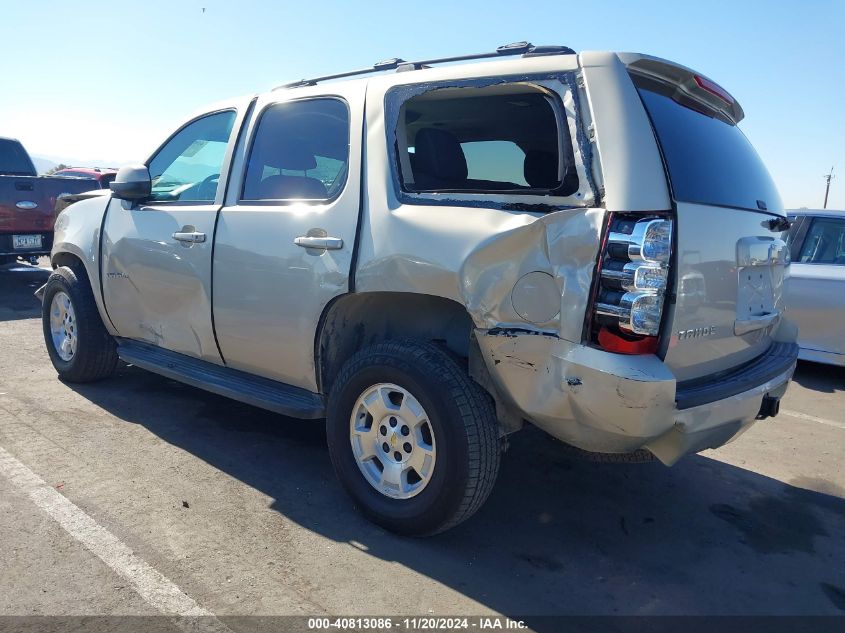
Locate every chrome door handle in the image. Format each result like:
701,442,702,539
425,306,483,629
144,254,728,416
734,311,780,335
294,236,343,250
172,231,206,243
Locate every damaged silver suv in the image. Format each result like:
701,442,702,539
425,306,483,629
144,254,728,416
40,43,798,535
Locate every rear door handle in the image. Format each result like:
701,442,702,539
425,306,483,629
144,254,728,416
734,311,780,335
172,231,206,243
294,236,343,250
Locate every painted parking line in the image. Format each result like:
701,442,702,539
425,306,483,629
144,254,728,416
781,409,845,430
0,444,232,633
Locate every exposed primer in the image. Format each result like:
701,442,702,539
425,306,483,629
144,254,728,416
568,71,600,204
488,327,559,338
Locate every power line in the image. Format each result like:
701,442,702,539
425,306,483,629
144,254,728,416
823,166,835,209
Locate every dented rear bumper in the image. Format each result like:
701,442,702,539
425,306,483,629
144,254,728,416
475,329,796,465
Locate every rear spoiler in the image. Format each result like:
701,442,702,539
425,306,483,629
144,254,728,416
617,53,745,124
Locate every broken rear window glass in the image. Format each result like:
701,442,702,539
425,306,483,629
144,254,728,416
397,86,578,196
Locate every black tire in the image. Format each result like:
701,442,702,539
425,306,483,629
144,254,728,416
41,265,118,382
326,339,501,536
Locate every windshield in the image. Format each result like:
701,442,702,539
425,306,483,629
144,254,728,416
637,80,782,213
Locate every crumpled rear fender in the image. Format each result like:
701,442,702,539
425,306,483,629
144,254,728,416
459,207,605,343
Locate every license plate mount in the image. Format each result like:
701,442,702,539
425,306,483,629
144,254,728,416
12,234,43,250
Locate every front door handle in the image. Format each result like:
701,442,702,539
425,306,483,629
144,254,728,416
294,236,343,250
172,231,206,243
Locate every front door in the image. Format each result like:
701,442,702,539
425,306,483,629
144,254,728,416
101,108,240,362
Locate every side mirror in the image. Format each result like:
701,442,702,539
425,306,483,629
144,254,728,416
109,164,151,201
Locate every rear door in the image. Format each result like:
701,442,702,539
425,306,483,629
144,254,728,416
631,69,789,382
786,215,845,361
212,83,365,391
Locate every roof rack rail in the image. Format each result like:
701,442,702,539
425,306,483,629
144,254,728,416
273,41,575,90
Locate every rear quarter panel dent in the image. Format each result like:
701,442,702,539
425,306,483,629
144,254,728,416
459,207,605,341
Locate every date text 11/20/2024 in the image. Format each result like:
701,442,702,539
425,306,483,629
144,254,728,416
307,617,528,630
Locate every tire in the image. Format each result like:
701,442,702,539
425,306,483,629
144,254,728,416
41,265,118,382
326,339,501,536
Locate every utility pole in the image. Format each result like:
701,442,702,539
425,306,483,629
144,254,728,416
823,166,835,209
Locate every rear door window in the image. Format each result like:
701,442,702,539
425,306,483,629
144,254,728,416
242,98,349,202
636,78,782,213
395,85,578,196
797,217,845,265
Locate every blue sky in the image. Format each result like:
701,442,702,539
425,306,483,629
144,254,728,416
1,0,842,208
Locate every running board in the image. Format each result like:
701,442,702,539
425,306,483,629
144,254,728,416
116,339,325,419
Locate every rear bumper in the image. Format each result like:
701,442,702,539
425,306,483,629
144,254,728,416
476,329,798,465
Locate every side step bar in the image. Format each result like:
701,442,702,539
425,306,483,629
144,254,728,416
116,339,325,419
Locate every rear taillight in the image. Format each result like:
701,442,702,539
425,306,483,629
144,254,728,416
588,213,673,354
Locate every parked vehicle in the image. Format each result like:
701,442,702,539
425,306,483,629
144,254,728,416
785,209,845,366
0,137,102,264
38,43,798,535
54,167,118,189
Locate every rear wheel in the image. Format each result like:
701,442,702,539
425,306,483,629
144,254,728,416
41,265,118,382
326,340,501,536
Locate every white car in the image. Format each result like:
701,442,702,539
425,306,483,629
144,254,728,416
786,209,845,366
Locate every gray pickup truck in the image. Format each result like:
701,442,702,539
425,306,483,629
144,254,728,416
0,137,99,264
39,43,798,535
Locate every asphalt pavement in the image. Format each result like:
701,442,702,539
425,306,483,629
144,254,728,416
1,260,843,630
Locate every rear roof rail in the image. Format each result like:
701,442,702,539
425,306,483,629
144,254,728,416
273,41,575,90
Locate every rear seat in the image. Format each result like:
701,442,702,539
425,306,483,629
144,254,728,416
411,128,523,191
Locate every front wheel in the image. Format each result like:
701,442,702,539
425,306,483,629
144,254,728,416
326,340,501,536
41,265,118,382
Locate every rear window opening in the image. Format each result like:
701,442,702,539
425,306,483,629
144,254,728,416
395,84,579,197
0,138,37,176
633,74,782,214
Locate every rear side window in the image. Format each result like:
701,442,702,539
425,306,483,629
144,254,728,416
242,98,349,202
636,80,782,213
797,218,845,265
396,86,578,196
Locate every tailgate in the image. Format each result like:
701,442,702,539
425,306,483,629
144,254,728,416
630,62,789,382
0,176,96,234
666,202,787,381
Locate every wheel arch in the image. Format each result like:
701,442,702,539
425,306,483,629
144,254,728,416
51,249,85,271
315,291,472,392
50,245,117,336
315,291,523,435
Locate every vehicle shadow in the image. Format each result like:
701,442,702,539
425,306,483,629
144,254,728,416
66,365,845,623
792,360,845,393
0,261,49,322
